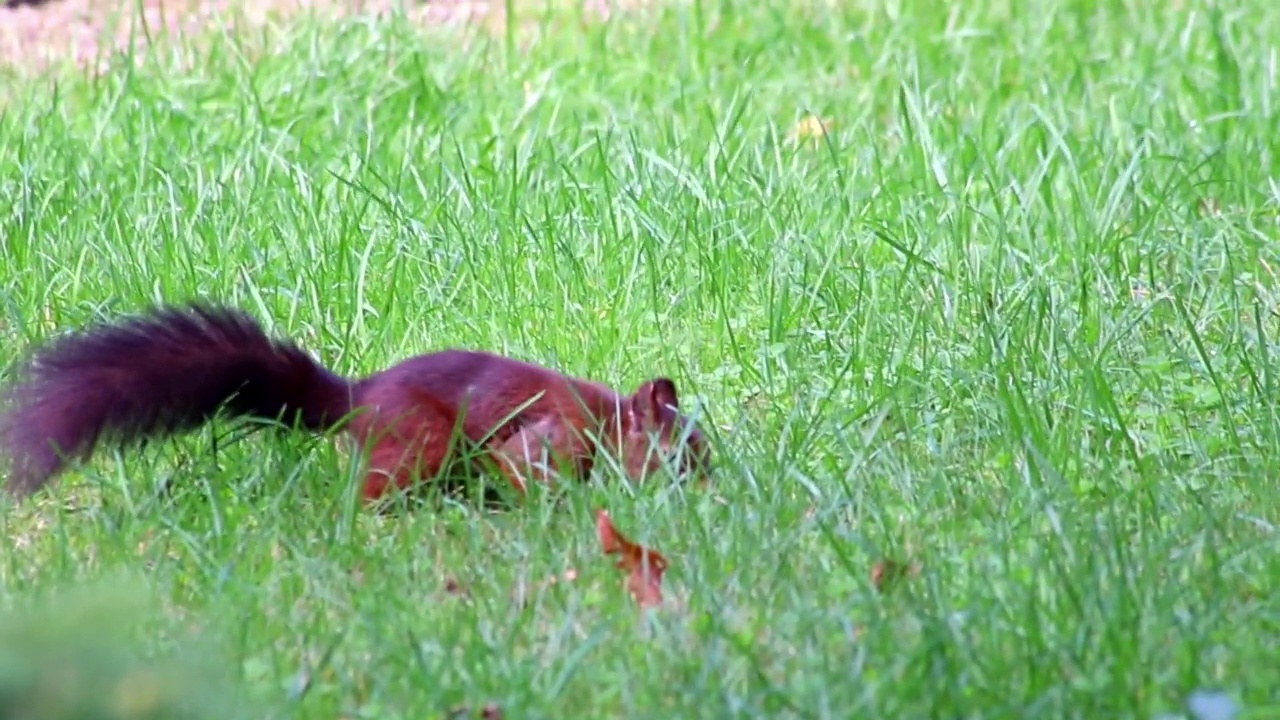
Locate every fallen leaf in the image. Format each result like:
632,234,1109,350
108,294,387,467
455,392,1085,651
787,115,834,148
742,389,770,411
1197,197,1222,218
596,509,669,608
444,577,468,597
870,558,920,593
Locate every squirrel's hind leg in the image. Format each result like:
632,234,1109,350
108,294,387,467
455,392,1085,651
350,391,461,505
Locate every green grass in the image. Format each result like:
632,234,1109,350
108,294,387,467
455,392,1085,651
1,0,1279,717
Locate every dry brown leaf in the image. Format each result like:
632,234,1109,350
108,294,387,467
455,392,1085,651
870,558,920,593
444,576,468,597
596,509,668,608
1198,197,1222,218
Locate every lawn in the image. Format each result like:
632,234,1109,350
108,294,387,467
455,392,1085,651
1,0,1278,717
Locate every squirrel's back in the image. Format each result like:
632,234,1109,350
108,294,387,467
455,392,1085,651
356,348,622,445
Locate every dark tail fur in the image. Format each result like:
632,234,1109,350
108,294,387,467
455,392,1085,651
0,303,355,498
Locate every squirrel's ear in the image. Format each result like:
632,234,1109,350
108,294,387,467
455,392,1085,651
630,378,679,426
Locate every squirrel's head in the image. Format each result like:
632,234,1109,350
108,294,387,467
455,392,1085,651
612,377,711,484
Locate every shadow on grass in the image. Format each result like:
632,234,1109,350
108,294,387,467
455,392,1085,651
0,578,259,720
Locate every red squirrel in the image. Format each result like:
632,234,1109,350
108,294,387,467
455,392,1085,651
0,303,711,504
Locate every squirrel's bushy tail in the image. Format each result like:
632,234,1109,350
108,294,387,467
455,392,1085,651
0,303,355,498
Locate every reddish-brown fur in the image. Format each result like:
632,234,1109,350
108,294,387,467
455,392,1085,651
0,303,711,504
